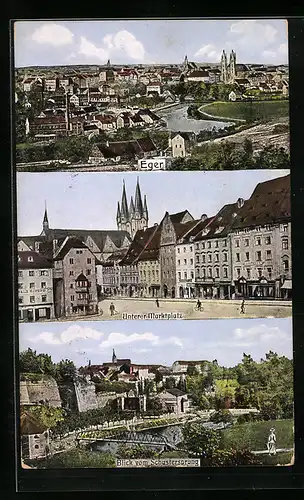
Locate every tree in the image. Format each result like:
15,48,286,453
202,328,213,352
210,409,233,424
164,377,176,389
20,348,55,376
187,365,198,376
254,145,290,169
55,359,77,382
24,405,64,429
182,421,221,457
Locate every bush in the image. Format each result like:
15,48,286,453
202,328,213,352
210,409,233,424
237,412,261,425
117,444,158,459
33,449,115,468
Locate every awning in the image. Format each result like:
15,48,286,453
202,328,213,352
281,280,292,290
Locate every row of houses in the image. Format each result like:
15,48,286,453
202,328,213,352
17,174,291,321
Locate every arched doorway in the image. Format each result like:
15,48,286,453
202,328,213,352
163,284,168,298
171,287,175,298
129,286,133,297
179,286,184,298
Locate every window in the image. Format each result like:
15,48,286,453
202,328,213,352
70,283,74,289
267,268,272,279
202,268,206,278
223,239,227,247
178,248,180,253
202,242,205,249
30,282,35,289
184,272,187,279
178,259,180,265
215,241,219,248
244,239,249,247
283,259,289,272
178,272,181,279
69,271,74,276
18,271,23,278
223,268,228,278
202,255,206,263
208,242,211,248
281,224,288,232
256,237,261,246
208,268,212,278
266,250,272,260
184,259,187,265
208,254,212,263
41,295,47,302
76,250,83,254
282,238,289,250
69,258,74,264
215,253,219,262
89,294,93,300
40,270,48,276
30,296,35,303
18,283,23,289
257,268,262,277
27,256,33,262
41,282,46,289
29,270,34,277
223,253,228,262
183,247,186,253
265,236,271,245
87,269,91,276
190,246,193,252
235,240,240,248
256,251,262,261
245,252,250,261
215,268,219,278
19,297,23,304
190,258,193,265
196,255,200,263
246,268,251,279
236,253,240,262
191,271,194,279
87,258,92,264
236,268,241,278
71,295,75,301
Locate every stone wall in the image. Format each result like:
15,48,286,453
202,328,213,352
74,379,98,412
20,381,30,405
96,391,119,408
20,376,62,407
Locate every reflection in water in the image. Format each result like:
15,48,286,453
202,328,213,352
158,104,232,132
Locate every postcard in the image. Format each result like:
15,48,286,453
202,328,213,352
13,19,289,172
18,318,294,469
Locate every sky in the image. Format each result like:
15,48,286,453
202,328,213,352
18,317,293,368
13,19,289,67
16,170,289,236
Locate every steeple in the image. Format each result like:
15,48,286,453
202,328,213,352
116,201,121,224
221,49,228,84
42,201,49,234
112,349,117,363
143,194,148,220
121,180,129,221
134,177,144,217
129,196,135,216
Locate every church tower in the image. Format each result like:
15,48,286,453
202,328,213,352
229,50,236,83
112,349,117,363
116,179,149,239
41,202,49,236
220,50,228,83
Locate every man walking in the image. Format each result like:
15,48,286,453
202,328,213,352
240,299,245,314
155,298,160,308
109,302,115,316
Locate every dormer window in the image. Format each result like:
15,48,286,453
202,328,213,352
201,229,210,236
214,226,224,234
28,256,34,262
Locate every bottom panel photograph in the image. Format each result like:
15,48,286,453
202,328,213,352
18,318,293,469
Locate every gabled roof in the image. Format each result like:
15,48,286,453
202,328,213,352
165,388,187,397
177,216,214,243
188,70,209,77
194,202,241,241
75,273,88,282
20,410,48,435
171,132,192,141
94,137,156,158
53,237,89,261
45,229,131,252
18,251,53,270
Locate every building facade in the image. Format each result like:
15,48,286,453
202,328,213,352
18,251,54,322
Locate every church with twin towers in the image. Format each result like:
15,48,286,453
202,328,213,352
116,178,149,239
220,49,237,84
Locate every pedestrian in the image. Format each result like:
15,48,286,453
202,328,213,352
109,302,115,316
155,298,159,308
196,299,202,311
240,299,245,314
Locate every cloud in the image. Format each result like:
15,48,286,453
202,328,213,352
194,44,221,61
31,23,74,46
29,324,104,345
79,36,108,62
228,20,278,54
233,324,289,345
77,30,145,62
99,332,183,349
262,50,277,59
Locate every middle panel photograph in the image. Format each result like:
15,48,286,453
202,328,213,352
17,169,291,322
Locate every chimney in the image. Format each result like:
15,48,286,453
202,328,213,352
201,214,208,221
237,197,245,208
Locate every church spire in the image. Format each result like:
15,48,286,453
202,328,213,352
116,201,121,224
43,201,49,233
143,194,148,219
129,196,135,216
134,177,144,217
121,180,129,221
112,349,117,363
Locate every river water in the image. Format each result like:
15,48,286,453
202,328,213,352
157,104,232,133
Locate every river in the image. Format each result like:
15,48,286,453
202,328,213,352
157,104,233,133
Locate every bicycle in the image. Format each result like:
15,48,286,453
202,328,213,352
193,304,204,312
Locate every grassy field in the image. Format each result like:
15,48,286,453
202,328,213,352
200,100,289,122
221,419,293,451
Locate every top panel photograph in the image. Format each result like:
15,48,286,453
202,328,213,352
13,19,290,173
